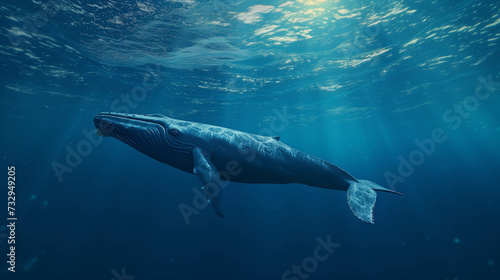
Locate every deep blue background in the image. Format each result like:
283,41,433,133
1,0,499,279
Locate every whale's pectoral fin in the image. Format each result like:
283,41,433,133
347,181,377,224
192,147,224,218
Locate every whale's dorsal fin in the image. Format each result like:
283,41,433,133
271,136,280,141
192,147,224,218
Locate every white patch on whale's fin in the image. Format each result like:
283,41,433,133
347,181,377,224
347,180,403,224
271,136,280,141
192,147,224,218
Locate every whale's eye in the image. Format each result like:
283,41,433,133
169,128,180,136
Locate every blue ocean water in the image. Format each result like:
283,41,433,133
1,0,500,279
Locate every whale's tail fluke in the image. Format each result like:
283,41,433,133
347,180,403,224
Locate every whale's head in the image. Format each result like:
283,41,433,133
93,112,198,172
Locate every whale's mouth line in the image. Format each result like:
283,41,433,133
94,112,160,124
93,113,166,137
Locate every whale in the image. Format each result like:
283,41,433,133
93,112,402,224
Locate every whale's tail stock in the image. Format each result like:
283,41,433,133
346,179,403,224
